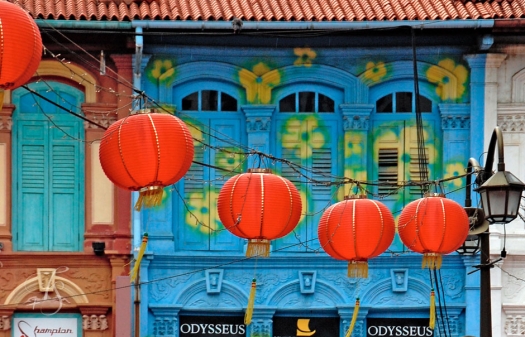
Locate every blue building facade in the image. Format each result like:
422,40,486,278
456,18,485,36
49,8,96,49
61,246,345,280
133,28,485,337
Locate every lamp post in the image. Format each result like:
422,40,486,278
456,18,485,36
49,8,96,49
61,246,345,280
465,127,525,337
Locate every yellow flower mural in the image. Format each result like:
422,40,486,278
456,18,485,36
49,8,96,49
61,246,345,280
239,62,280,104
185,190,219,235
294,48,317,67
216,148,244,172
146,58,177,86
444,163,465,188
281,115,326,159
363,61,388,83
426,59,468,101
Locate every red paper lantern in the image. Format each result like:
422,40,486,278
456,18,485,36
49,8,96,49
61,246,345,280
318,196,395,278
398,194,469,269
0,1,42,105
217,168,302,257
99,109,194,210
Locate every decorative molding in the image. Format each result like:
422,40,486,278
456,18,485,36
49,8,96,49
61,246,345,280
241,105,275,133
391,269,408,293
153,316,178,336
504,306,525,336
441,115,470,129
497,106,525,132
0,116,12,131
299,271,316,294
37,268,57,292
439,104,470,130
511,68,525,103
0,315,10,331
341,104,373,131
205,269,224,294
82,314,109,331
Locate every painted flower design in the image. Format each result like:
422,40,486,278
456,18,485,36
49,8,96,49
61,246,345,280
444,163,465,188
185,190,219,234
281,115,327,159
363,61,388,83
294,47,317,67
239,62,280,104
146,58,176,85
426,59,468,101
216,148,244,172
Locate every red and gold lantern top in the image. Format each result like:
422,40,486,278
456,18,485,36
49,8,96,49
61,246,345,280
217,168,302,257
0,1,43,107
398,194,469,269
318,195,396,278
99,109,194,210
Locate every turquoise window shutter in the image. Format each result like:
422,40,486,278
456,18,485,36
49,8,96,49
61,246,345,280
13,81,85,252
17,121,48,251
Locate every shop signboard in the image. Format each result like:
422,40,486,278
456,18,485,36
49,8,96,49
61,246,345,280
179,315,246,337
366,318,434,337
273,317,339,337
12,313,80,337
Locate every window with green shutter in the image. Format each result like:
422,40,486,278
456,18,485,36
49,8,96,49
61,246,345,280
12,81,85,252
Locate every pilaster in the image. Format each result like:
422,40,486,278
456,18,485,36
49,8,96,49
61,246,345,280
241,105,276,168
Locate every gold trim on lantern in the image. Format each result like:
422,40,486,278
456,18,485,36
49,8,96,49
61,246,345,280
131,108,158,115
247,168,272,174
347,261,368,278
422,253,442,269
135,186,164,211
246,239,270,257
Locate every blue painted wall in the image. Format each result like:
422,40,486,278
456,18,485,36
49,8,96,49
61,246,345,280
134,39,481,337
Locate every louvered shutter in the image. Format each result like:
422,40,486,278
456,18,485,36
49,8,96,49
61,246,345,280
209,119,243,251
275,118,337,252
181,118,244,251
13,82,84,252
49,122,82,251
16,121,48,251
181,119,210,250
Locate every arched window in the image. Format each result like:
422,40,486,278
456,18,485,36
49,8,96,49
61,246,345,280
272,87,342,253
12,81,85,252
181,90,238,112
279,92,335,113
369,81,441,204
171,83,245,252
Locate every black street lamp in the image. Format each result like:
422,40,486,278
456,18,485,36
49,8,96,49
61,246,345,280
464,127,525,337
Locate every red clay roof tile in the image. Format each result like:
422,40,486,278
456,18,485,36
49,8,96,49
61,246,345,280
9,0,525,22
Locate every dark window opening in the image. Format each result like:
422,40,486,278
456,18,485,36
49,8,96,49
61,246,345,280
202,90,218,111
182,92,198,111
221,92,237,112
396,92,412,113
181,90,238,112
376,94,393,113
279,94,296,113
299,91,315,112
319,94,335,113
418,95,432,113
279,92,335,113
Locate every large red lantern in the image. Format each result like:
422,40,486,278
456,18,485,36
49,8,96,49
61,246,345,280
398,194,469,269
318,196,395,278
217,168,302,257
0,1,42,107
99,109,194,210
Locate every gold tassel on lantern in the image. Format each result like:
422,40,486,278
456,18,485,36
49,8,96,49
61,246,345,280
130,233,148,283
246,239,270,257
244,279,257,325
422,253,442,270
135,186,164,211
429,289,436,329
348,261,368,278
344,298,360,337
